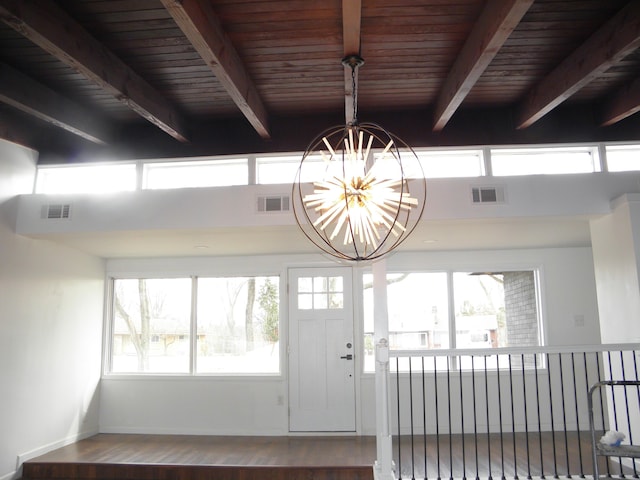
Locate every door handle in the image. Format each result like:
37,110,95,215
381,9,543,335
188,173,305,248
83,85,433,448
340,354,353,360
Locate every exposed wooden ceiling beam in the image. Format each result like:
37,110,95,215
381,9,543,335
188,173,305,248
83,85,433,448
0,0,189,142
160,0,270,139
433,0,533,132
601,76,640,126
342,0,361,124
0,63,110,145
517,1,640,130
0,110,34,150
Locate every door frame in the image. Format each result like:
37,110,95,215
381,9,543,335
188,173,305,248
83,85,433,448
286,264,362,433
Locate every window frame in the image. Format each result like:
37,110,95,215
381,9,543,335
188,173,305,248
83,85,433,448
360,266,546,373
104,273,282,378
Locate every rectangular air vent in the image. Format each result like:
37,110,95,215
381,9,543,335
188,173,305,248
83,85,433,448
41,203,71,219
257,195,290,212
471,186,505,204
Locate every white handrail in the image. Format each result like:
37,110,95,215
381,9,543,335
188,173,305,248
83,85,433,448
389,343,640,358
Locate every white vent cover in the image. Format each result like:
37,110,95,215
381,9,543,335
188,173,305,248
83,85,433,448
471,186,505,204
257,195,290,212
41,203,71,219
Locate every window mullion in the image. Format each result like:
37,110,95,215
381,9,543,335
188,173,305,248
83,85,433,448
190,276,198,375
447,271,457,370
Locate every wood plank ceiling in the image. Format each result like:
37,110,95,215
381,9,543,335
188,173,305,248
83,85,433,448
0,0,640,162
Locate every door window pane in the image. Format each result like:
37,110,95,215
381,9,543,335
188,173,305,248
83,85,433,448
197,277,279,374
297,276,343,310
112,278,192,373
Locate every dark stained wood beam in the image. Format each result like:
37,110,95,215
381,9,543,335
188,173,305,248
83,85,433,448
342,0,361,124
160,0,270,139
0,110,35,150
517,1,640,129
433,0,533,132
0,63,110,145
601,76,640,126
0,0,189,142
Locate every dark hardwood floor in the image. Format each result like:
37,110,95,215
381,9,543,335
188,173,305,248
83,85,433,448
21,434,377,480
20,432,635,480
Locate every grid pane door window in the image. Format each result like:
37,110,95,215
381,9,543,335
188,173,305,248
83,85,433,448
363,272,450,372
297,276,344,310
111,278,192,373
197,277,279,374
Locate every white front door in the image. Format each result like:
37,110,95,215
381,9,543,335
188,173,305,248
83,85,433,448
288,267,356,432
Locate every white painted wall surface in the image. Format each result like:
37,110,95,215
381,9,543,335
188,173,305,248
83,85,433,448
590,195,640,344
15,173,640,236
0,140,105,480
101,247,600,436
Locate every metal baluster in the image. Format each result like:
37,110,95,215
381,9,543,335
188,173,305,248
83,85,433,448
570,353,585,478
582,352,592,479
497,355,506,480
472,357,479,480
621,351,633,478
558,353,571,477
461,355,468,480
522,353,531,479
410,357,416,480
595,352,611,477
607,351,623,477
632,350,640,478
534,353,544,478
422,357,428,480
447,355,453,480
547,353,559,478
435,356,441,480
397,357,402,479
485,355,493,480
509,354,518,480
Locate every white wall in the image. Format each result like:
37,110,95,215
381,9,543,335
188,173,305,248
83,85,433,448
591,195,640,344
100,247,600,436
0,140,105,480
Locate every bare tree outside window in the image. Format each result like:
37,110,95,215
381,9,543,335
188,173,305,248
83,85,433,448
197,276,279,374
112,278,191,373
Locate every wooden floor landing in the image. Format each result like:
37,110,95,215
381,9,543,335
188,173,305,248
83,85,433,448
21,434,377,480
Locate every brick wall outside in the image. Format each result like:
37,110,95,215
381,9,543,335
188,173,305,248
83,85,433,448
504,271,539,367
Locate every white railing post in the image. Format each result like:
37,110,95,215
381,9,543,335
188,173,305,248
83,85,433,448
374,338,395,480
373,259,395,480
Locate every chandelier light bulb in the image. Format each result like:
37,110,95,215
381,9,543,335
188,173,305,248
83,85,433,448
293,123,426,262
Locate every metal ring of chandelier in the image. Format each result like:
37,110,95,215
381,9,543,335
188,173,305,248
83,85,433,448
292,121,426,262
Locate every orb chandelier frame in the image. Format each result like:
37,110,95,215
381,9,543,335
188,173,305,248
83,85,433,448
292,55,427,262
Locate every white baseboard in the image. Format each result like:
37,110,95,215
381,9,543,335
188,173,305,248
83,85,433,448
15,429,99,470
99,426,288,436
0,469,19,480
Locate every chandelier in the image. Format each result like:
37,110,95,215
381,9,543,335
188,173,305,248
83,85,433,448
292,55,427,262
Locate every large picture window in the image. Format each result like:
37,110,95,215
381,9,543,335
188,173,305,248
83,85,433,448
197,277,279,374
109,276,280,375
111,278,192,374
362,269,542,371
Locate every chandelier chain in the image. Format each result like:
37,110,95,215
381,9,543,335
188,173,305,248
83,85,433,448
351,62,358,124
